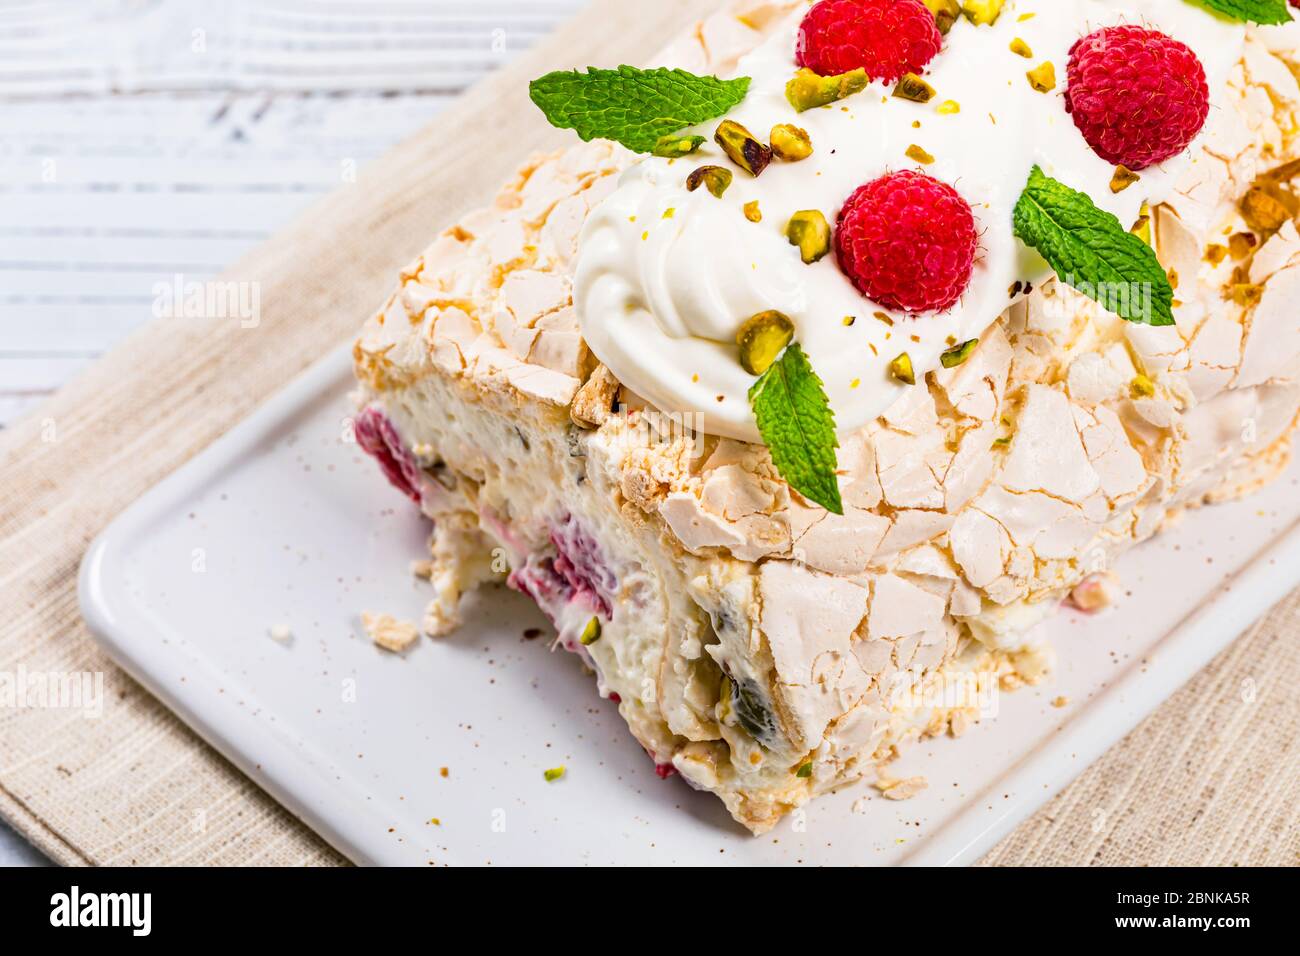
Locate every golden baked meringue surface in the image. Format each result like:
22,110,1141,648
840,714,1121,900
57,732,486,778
351,0,1300,833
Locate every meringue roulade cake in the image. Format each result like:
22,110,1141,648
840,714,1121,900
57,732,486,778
351,0,1300,833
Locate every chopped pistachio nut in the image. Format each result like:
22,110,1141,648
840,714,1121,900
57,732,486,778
1230,283,1264,306
686,164,733,198
1130,374,1156,399
714,119,773,177
579,617,601,645
962,0,1005,25
717,675,734,723
770,123,813,161
941,338,980,368
890,352,917,386
785,67,869,112
543,766,566,782
786,209,832,264
1240,182,1297,233
743,200,763,222
1204,244,1229,267
796,762,814,778
1131,203,1152,244
937,99,961,115
1228,232,1257,259
922,0,961,33
1009,38,1033,58
906,144,935,164
736,310,795,375
652,134,705,158
1026,62,1056,93
893,73,936,104
1110,165,1140,193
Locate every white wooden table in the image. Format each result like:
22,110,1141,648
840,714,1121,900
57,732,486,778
0,0,584,428
0,0,584,864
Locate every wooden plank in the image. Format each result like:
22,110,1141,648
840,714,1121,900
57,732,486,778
0,355,94,390
0,306,157,353
0,0,586,97
0,0,586,426
0,395,49,430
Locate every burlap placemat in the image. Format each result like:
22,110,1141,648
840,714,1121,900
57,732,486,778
1,0,1296,867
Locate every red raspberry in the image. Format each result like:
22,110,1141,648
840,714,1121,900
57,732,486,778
796,0,942,84
1064,25,1209,170
834,171,977,314
355,406,422,503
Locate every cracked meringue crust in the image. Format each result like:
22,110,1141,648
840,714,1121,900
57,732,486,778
352,1,1300,833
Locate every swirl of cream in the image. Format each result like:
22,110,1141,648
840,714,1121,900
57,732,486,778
575,0,1244,442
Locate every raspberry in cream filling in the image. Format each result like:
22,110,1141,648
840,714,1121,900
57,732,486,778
355,406,422,503
574,0,1244,444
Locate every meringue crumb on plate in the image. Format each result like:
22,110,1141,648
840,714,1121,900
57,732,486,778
361,612,421,654
874,775,930,801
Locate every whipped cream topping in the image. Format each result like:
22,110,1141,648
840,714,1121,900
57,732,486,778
574,0,1248,442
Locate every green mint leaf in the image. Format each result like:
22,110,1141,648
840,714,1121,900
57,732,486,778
1013,166,1175,327
1186,0,1292,25
748,343,843,515
529,66,751,154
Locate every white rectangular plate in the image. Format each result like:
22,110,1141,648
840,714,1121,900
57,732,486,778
79,345,1300,866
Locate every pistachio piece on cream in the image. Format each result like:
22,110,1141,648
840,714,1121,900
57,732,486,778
770,123,813,161
686,164,734,198
784,67,868,112
737,310,795,375
922,0,961,34
893,73,937,104
962,0,1005,26
652,134,705,158
1026,62,1056,92
785,210,831,264
1110,165,1140,193
890,353,917,386
714,119,773,176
